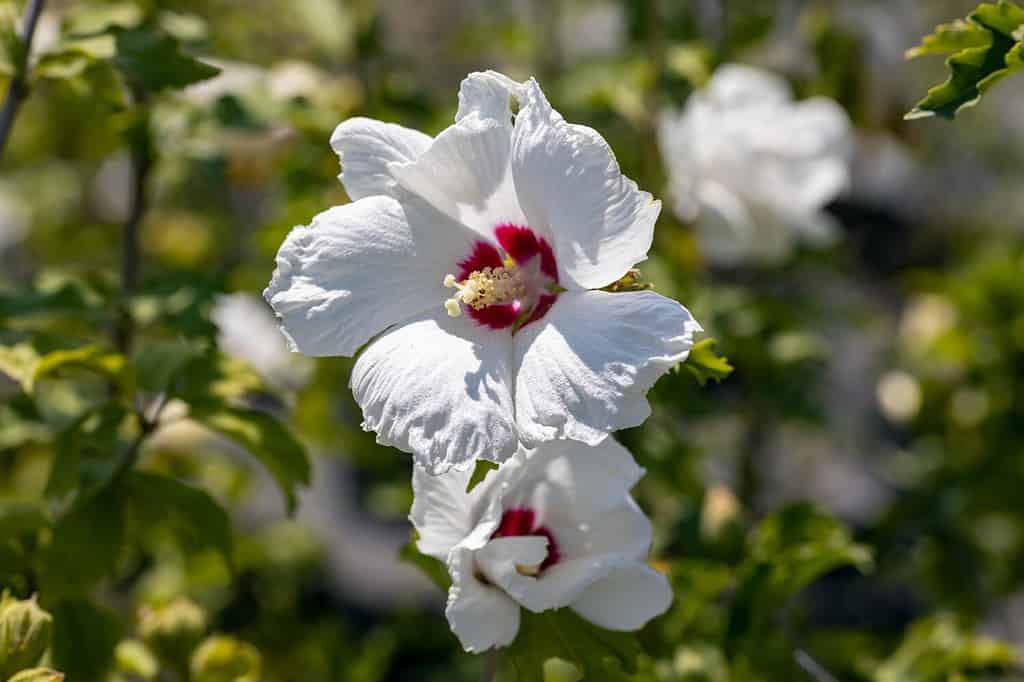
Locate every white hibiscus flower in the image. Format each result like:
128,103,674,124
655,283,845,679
411,437,672,652
265,70,701,473
658,64,853,266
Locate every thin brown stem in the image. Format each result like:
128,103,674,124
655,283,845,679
480,650,499,682
115,101,153,353
0,0,46,158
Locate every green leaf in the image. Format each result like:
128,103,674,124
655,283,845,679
45,403,132,507
0,343,40,393
38,491,125,597
50,599,122,681
111,26,220,92
502,609,643,682
131,338,201,393
725,504,873,655
906,1,1024,119
0,501,49,542
876,615,1018,682
905,19,990,59
683,338,734,386
190,406,310,513
466,459,499,493
397,534,450,592
32,346,125,392
125,471,233,567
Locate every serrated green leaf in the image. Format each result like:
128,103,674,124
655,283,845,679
684,338,734,386
907,1,1024,119
398,534,450,592
502,609,643,682
726,503,872,656
190,406,310,514
124,471,233,567
906,20,990,58
111,26,220,92
50,599,121,681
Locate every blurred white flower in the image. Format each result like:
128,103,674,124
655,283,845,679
658,64,853,266
211,293,313,392
411,437,672,652
265,70,701,473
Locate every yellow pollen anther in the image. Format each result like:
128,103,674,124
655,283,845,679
442,265,526,317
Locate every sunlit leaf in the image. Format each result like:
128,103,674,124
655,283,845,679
907,1,1024,119
683,338,734,386
876,616,1019,682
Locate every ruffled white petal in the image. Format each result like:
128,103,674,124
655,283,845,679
514,290,701,446
446,546,521,653
330,117,433,200
390,72,527,237
410,465,475,561
264,194,477,357
570,563,673,631
511,79,659,290
351,309,518,473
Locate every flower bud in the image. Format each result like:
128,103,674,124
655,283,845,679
189,635,262,682
137,597,207,665
6,668,64,682
543,658,583,682
0,595,54,678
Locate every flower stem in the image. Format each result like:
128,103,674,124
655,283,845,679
480,650,499,682
0,0,46,159
115,95,153,353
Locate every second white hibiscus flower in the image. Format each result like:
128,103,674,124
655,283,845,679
265,70,701,473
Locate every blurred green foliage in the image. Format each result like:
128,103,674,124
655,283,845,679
0,0,1023,681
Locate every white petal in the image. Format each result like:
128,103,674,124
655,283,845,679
330,117,433,200
390,72,526,237
693,180,761,266
570,563,672,631
456,70,524,123
477,537,629,614
410,465,475,561
511,79,659,290
501,438,645,526
264,195,477,357
514,291,701,445
446,546,521,653
476,535,552,608
351,309,518,473
551,499,653,563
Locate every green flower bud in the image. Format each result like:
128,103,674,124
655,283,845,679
0,595,53,679
137,597,207,665
543,658,583,682
114,639,159,680
189,635,262,682
6,668,64,682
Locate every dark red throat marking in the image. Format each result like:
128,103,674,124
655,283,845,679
492,507,560,570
